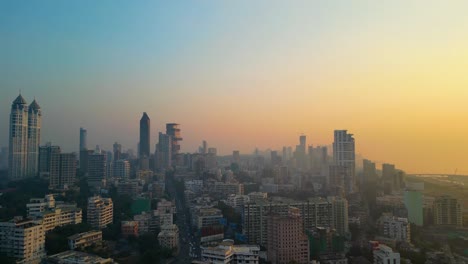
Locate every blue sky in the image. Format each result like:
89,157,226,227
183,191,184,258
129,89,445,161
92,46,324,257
2,1,468,173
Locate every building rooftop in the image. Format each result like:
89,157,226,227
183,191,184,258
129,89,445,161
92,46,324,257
45,250,114,264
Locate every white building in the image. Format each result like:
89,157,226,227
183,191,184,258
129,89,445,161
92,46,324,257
214,182,244,196
333,130,355,194
27,194,56,217
87,196,113,229
201,239,259,264
0,217,45,264
373,244,400,264
380,215,411,243
9,95,42,180
226,195,250,212
68,230,102,250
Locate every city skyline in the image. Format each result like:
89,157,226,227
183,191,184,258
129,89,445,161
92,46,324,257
2,1,468,174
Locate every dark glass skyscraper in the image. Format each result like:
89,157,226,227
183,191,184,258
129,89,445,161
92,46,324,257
139,112,150,158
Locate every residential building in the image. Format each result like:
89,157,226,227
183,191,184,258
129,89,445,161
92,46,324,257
0,217,45,264
87,196,113,229
87,152,107,188
433,195,463,226
193,207,223,229
113,159,130,178
121,221,139,238
158,224,179,251
243,196,348,246
267,207,309,264
68,230,102,250
379,215,411,243
373,244,400,264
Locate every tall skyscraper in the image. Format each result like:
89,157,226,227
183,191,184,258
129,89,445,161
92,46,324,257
333,130,355,194
39,144,77,189
139,113,150,158
87,152,107,189
113,142,122,162
26,99,41,177
9,94,41,180
166,123,182,160
295,135,307,170
155,132,172,170
38,143,61,180
79,127,87,151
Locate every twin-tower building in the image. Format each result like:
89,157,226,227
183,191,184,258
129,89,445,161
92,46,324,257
8,94,42,179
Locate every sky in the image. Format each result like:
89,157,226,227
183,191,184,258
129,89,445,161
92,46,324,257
1,1,468,174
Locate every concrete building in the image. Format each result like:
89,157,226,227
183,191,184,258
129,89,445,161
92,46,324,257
373,244,400,264
87,152,107,188
27,195,82,232
226,194,250,213
333,130,355,194
121,221,139,238
379,215,410,243
113,159,130,178
404,183,424,226
214,182,244,196
0,216,45,264
267,207,309,264
243,196,348,246
158,224,179,251
156,132,172,169
9,95,42,180
44,250,114,264
68,230,102,250
87,196,113,229
193,207,223,229
433,195,463,226
39,144,77,189
201,240,260,264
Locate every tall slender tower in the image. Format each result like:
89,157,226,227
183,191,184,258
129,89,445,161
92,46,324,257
26,99,41,177
80,127,87,151
9,94,29,180
333,130,355,194
139,112,150,158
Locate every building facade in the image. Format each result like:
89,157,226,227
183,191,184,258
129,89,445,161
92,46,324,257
9,95,42,180
333,130,355,194
87,196,113,229
0,217,45,264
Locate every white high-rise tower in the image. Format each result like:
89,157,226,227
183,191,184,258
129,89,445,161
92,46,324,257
26,99,41,177
9,94,30,180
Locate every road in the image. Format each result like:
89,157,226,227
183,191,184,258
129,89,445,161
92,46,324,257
166,172,200,263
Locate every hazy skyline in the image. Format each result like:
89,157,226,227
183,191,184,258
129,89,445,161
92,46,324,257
2,1,468,174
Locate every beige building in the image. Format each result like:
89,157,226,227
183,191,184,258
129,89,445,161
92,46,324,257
68,230,102,250
158,224,179,251
87,196,113,229
0,217,45,264
27,195,82,232
267,207,309,264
